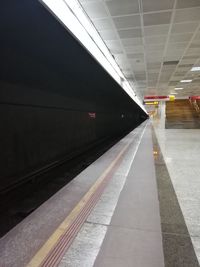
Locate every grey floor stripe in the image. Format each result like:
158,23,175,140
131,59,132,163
151,129,199,267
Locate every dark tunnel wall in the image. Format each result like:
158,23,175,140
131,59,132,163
0,1,147,192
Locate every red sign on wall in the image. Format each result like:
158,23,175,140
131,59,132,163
144,96,168,100
189,96,200,101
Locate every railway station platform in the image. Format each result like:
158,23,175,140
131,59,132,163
0,119,199,267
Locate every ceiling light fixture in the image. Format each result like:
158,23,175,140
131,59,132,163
191,67,200,72
39,0,146,112
174,87,183,90
180,79,192,83
170,92,178,95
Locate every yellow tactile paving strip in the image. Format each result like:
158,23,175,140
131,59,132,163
26,142,130,267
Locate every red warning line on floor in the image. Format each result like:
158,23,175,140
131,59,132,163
27,142,131,267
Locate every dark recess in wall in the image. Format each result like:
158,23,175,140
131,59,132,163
0,0,147,192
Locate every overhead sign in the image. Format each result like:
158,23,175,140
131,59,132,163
144,96,168,100
144,95,175,102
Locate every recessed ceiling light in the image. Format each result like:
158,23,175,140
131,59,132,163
170,92,178,95
175,87,183,90
180,79,192,83
191,67,200,72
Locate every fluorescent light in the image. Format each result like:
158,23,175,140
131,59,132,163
170,92,178,95
39,0,146,113
191,67,200,72
180,79,192,83
175,87,183,90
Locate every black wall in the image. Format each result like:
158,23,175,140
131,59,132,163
0,1,147,191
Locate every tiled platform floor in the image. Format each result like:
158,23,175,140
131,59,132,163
154,127,200,265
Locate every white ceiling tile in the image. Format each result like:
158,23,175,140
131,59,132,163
164,54,182,61
144,24,170,36
147,68,160,74
146,57,163,63
174,70,188,75
121,38,143,46
169,33,193,43
171,22,199,34
189,43,200,49
146,50,163,57
167,42,189,50
131,63,146,71
142,0,174,12
145,44,165,51
176,0,200,9
124,45,144,53
148,81,158,87
106,0,139,16
127,53,144,59
143,11,172,26
129,57,145,65
81,2,108,19
185,47,200,55
135,74,146,80
147,62,162,68
113,15,141,29
180,58,197,64
174,7,200,23
145,35,167,44
118,28,142,39
146,52,163,61
171,75,184,80
148,73,159,79
165,49,184,58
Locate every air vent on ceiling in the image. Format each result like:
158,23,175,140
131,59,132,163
163,61,179,66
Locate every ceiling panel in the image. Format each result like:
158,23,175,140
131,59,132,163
174,7,200,23
142,0,174,13
113,15,141,29
124,45,144,53
168,33,193,43
118,28,142,39
143,11,172,26
144,24,170,36
171,22,199,34
144,35,167,44
176,0,200,9
106,0,139,16
121,38,143,46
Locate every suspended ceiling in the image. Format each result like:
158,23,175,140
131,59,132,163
79,0,200,98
